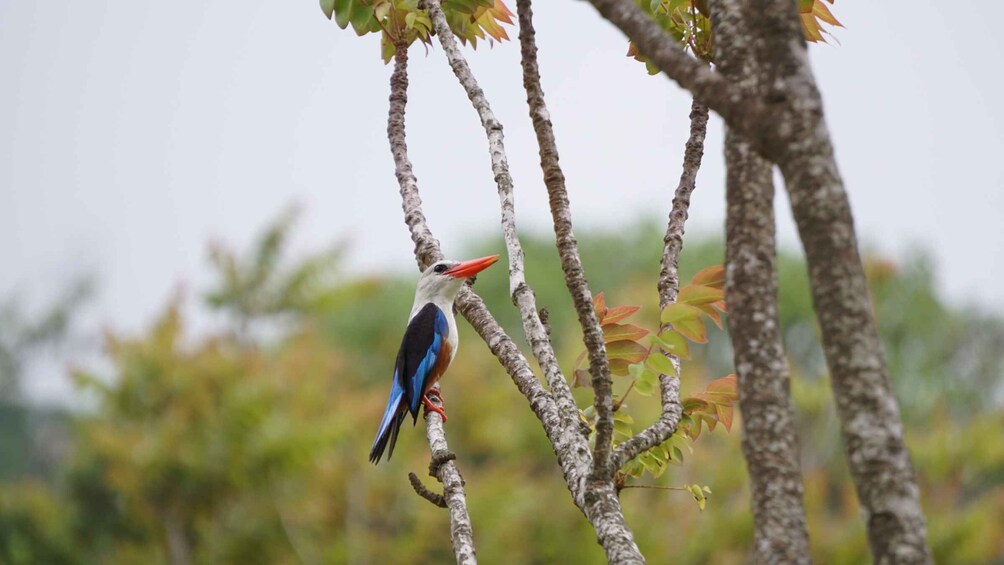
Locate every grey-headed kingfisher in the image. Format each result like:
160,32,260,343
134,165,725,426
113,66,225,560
369,255,499,464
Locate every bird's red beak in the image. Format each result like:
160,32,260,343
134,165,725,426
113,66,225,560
444,255,500,279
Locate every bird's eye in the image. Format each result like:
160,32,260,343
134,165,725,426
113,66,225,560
434,264,448,274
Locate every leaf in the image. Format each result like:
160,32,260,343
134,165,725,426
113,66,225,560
320,0,336,19
653,330,690,359
661,303,707,343
645,352,677,377
350,4,374,35
603,323,650,343
678,284,724,306
593,292,608,319
572,368,592,389
605,340,650,364
603,305,641,324
633,375,655,396
608,358,632,377
691,265,725,289
333,0,352,29
695,303,723,329
614,418,633,438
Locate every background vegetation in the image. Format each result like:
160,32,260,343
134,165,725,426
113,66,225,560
1,213,1001,564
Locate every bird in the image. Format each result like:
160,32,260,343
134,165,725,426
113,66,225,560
369,254,500,464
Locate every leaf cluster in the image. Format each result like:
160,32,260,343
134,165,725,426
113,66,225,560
573,266,736,510
627,0,843,73
320,0,513,62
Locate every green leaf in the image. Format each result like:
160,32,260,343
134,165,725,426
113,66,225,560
653,330,690,359
634,373,655,396
661,303,707,343
605,340,649,364
350,4,374,35
321,0,336,19
614,418,632,438
334,0,352,28
678,284,724,306
645,351,677,376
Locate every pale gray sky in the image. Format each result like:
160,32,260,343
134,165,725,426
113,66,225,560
2,1,1002,401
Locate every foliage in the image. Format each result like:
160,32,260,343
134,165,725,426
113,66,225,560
571,268,736,505
320,0,514,62
627,0,843,73
0,218,1002,563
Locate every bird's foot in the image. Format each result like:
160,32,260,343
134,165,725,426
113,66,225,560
423,392,448,422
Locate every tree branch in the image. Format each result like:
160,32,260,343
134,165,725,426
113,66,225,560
423,386,477,564
515,0,616,480
710,2,811,560
419,0,579,446
583,1,932,561
746,3,932,562
611,97,706,470
423,3,644,561
387,45,476,564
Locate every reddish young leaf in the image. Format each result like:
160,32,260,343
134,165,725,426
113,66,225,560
695,303,723,329
603,323,650,343
691,265,725,289
603,305,641,324
572,368,592,388
593,292,608,319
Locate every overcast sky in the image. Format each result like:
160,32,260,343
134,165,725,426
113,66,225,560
2,1,1002,402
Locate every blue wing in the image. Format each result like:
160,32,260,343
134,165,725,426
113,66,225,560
369,303,450,464
405,305,450,418
368,369,407,464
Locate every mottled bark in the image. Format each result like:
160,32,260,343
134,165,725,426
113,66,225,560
747,3,931,562
612,98,706,471
423,3,643,561
585,1,931,561
388,34,643,563
387,45,476,563
710,2,812,562
515,0,616,480
424,387,477,564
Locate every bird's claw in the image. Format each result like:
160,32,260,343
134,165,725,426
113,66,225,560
423,392,448,422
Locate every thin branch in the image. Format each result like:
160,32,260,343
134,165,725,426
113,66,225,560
386,39,580,506
387,45,476,564
387,39,609,560
424,2,644,562
388,43,444,269
419,0,578,448
409,472,448,508
423,386,477,564
515,0,615,480
611,97,706,471
710,2,811,561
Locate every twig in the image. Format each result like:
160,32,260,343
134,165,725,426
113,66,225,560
611,97,706,471
515,0,617,481
409,472,448,508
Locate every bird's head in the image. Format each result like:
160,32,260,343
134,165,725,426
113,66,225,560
415,255,500,303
